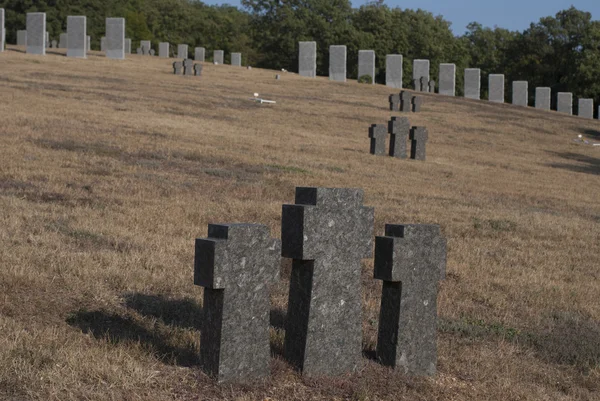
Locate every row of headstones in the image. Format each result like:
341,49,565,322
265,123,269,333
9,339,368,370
389,91,424,113
369,117,428,161
195,186,446,383
172,59,202,76
135,43,241,66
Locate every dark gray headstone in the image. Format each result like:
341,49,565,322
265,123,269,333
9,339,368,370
173,61,183,75
0,9,5,53
369,124,387,156
388,117,409,159
374,224,446,375
329,45,347,82
410,127,428,160
194,63,203,76
105,18,125,59
282,187,374,376
67,16,86,58
149,49,155,56
412,96,423,113
488,74,505,103
17,30,27,47
183,59,194,76
413,59,430,92
298,41,317,78
401,91,412,112
512,81,528,107
413,79,420,91
195,223,281,383
136,48,142,55
464,68,481,100
389,94,400,111
385,54,403,88
86,35,90,51
438,63,455,96
557,92,573,115
358,50,375,84
428,80,436,93
194,47,205,62
535,87,551,110
578,98,593,119
275,74,281,80
26,13,46,55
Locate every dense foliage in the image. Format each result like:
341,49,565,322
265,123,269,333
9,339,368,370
1,0,599,109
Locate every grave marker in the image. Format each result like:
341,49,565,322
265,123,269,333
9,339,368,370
386,54,403,88
428,80,436,93
231,52,242,67
535,87,551,110
401,91,412,112
149,49,155,56
195,47,205,62
358,50,375,84
578,98,593,119
369,124,387,156
298,41,317,78
173,61,183,75
26,13,46,55
438,64,455,96
51,40,57,48
177,44,188,59
66,16,86,58
140,40,151,55
17,30,27,46
59,32,67,48
389,94,400,111
329,45,347,82
0,9,4,53
488,74,505,103
388,117,409,159
214,50,224,64
464,68,481,100
183,59,194,76
420,77,428,92
413,59,430,92
512,81,528,107
412,96,423,113
158,42,169,58
410,127,428,160
557,92,573,115
105,18,125,60
194,63,203,76
86,36,90,51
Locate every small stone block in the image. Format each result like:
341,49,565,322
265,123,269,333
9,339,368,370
183,59,194,76
400,91,412,112
369,124,387,156
410,127,428,160
388,117,409,159
389,94,400,111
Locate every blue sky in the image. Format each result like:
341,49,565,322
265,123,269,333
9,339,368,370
203,0,599,35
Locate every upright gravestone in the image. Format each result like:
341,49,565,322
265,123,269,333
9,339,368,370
45,31,49,48
173,61,183,75
66,16,86,58
413,59,430,92
298,41,317,78
428,80,436,93
557,93,573,115
401,91,412,112
100,36,106,52
578,98,593,119
386,54,403,89
464,68,481,100
195,224,281,383
140,40,151,55
389,94,400,111
158,42,169,58
51,40,57,48
149,49,155,56
282,187,374,376
358,50,375,84
410,127,428,160
105,18,125,60
177,44,188,59
59,32,67,48
388,117,409,159
412,96,423,113
535,87,551,110
438,63,456,96
17,30,27,46
183,59,194,76
374,224,446,375
213,50,224,64
488,74,505,103
369,124,387,156
194,47,205,62
26,13,46,55
86,36,91,51
194,63,203,76
329,45,347,82
231,52,242,67
0,9,4,53
124,38,131,54
512,81,528,107
419,77,427,92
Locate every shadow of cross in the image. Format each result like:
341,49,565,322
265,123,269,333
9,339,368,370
374,224,446,376
194,223,281,383
281,187,374,376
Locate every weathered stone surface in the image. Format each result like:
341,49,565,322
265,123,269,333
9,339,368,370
149,49,155,56
67,16,86,58
428,80,436,93
59,32,67,48
374,224,446,375
412,96,423,113
464,68,481,100
173,61,183,75
183,59,194,76
578,98,593,119
213,50,224,64
512,81,528,107
329,45,346,82
557,92,573,115
100,36,106,52
298,41,317,78
0,9,5,53
369,124,387,156
535,87,551,110
125,38,131,54
420,77,428,93
282,187,374,376
195,223,281,383
401,91,412,112
388,117,409,159
488,74,505,103
438,63,455,96
135,48,141,55
86,36,90,51
358,50,375,84
413,60,430,92
389,94,400,111
194,47,205,62
413,79,420,91
105,18,125,59
139,40,151,55
177,44,188,59
194,63,203,76
231,52,242,66
386,54,403,88
158,42,169,58
51,40,57,48
410,127,428,160
26,13,46,55
17,30,27,46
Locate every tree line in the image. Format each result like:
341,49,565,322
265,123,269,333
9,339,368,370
2,0,599,109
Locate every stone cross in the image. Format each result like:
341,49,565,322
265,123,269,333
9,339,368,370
412,96,423,113
369,124,387,156
420,77,428,93
149,49,155,56
413,79,420,91
194,63,203,76
282,187,374,376
51,40,57,48
400,91,412,112
173,61,183,75
428,80,436,93
195,223,281,383
374,224,446,376
389,94,400,111
410,127,428,160
183,59,194,76
136,47,141,54
388,117,409,159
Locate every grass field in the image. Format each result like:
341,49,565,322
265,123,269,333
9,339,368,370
0,46,599,400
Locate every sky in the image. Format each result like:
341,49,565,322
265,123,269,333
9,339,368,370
201,0,600,35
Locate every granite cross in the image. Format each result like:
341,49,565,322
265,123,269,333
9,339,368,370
410,127,428,160
369,124,387,156
388,117,409,159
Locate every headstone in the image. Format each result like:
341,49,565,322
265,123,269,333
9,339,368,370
213,50,224,64
438,63,455,96
136,48,142,55
578,98,593,119
412,96,423,113
194,47,205,62
464,68,481,100
389,94,400,111
58,32,66,48
125,38,131,54
282,187,374,376
298,41,317,78
0,9,4,53
358,50,375,84
159,42,169,58
100,36,106,52
149,49,155,56
195,224,280,383
388,117,409,159
385,54,403,88
177,44,188,59
51,40,57,48
410,127,428,160
26,13,46,55
173,61,183,75
329,45,346,82
557,92,573,115
413,79,420,91
66,16,86,58
413,59,430,92
194,63,203,76
275,74,281,80
428,80,436,93
512,81,528,107
400,91,412,112
183,59,194,76
419,77,428,92
45,31,49,48
369,124,387,156
488,74,505,103
17,30,27,46
140,40,151,55
374,224,446,375
535,87,551,110
105,18,125,60
86,36,90,51
231,52,242,67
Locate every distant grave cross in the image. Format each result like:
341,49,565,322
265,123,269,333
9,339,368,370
420,77,428,92
194,63,203,76
388,117,409,159
412,96,423,113
173,61,183,75
400,91,412,112
183,59,194,76
410,127,428,160
389,94,400,111
369,124,387,156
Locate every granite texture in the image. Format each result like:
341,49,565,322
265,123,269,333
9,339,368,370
512,81,528,107
388,117,409,159
488,74,505,103
195,224,281,383
413,79,420,91
389,94,400,111
329,45,347,82
183,59,194,76
105,18,125,59
158,42,169,58
400,91,412,112
59,32,67,48
26,13,45,55
374,224,446,376
173,61,183,75
358,50,375,84
386,54,403,88
213,50,224,64
412,60,430,92
177,44,188,59
0,9,5,52
17,30,27,46
578,98,593,119
557,92,573,115
535,87,551,110
428,80,436,93
194,63,203,76
410,127,428,160
438,63,455,96
412,96,423,113
195,47,205,62
100,36,105,52
282,187,374,376
231,52,242,66
464,68,481,100
67,16,86,58
369,124,387,156
140,40,151,55
298,41,317,78
124,38,131,54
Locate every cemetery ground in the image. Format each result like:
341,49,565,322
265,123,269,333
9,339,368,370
0,46,599,401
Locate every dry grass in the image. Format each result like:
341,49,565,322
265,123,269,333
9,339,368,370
0,46,599,400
